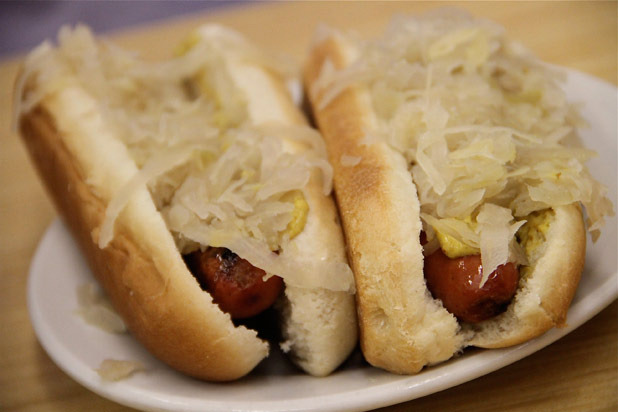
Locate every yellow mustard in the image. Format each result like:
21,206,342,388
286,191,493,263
436,231,479,258
517,209,554,255
282,190,309,240
433,215,480,258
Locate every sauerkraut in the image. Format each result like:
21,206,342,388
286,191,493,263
314,9,614,279
19,25,354,292
75,282,127,333
96,359,145,381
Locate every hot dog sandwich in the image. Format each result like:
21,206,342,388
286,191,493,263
304,10,614,374
16,25,357,380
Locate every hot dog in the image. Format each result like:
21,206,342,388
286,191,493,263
420,230,520,323
184,247,284,319
424,247,520,324
304,10,614,374
16,24,357,380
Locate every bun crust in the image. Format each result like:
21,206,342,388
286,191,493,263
304,32,587,374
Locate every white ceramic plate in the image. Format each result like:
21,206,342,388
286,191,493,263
27,68,617,412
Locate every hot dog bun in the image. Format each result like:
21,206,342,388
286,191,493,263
304,11,611,374
21,99,269,380
17,25,357,380
305,30,465,371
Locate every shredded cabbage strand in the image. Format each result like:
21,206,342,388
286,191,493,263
20,25,352,291
476,204,526,286
315,9,614,268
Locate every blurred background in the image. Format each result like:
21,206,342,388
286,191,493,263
0,0,248,57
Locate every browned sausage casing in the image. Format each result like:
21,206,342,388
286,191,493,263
185,248,284,319
424,248,519,323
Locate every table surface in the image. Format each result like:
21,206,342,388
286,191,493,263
1,2,616,411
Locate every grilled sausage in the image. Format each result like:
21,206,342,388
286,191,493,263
186,248,284,319
424,248,519,323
